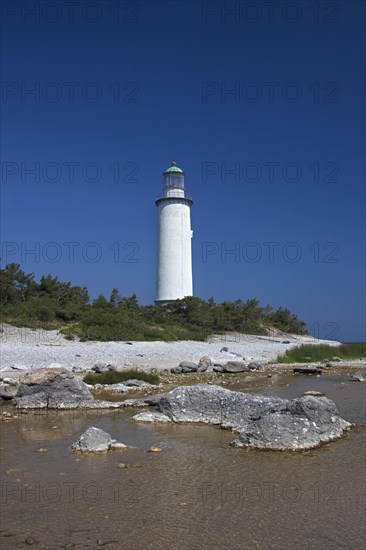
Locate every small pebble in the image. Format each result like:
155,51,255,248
25,538,38,546
148,447,162,453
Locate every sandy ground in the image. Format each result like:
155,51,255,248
0,323,344,374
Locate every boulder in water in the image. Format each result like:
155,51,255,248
155,384,351,451
71,427,129,453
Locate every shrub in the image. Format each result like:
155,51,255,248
0,264,310,342
277,343,366,363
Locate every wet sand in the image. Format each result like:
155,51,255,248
1,372,365,549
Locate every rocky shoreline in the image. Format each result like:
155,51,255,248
1,322,364,384
1,324,364,453
0,365,357,452
1,354,365,403
0,323,344,374
0,365,354,451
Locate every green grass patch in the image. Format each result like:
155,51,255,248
83,369,160,386
277,343,366,363
60,324,83,336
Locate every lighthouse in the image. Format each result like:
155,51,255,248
155,161,193,305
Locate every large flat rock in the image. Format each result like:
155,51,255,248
14,368,124,409
222,361,250,373
155,384,351,451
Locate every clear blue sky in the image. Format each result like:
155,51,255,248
1,1,365,342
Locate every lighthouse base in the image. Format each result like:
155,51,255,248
154,299,174,307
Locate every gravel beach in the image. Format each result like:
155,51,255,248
0,323,342,373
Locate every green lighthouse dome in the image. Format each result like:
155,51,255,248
164,160,184,174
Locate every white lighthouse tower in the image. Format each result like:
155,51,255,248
155,161,193,305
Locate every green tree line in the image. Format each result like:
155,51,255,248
0,263,307,341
